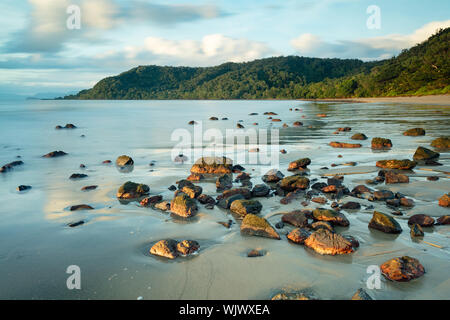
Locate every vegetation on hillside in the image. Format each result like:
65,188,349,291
63,28,449,100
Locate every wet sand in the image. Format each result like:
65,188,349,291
301,94,450,106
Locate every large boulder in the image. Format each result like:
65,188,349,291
380,256,425,282
170,193,198,218
439,193,450,207
282,210,309,227
278,175,310,191
368,211,402,234
190,156,233,174
413,146,440,161
312,208,349,227
371,137,392,149
304,229,354,255
230,199,262,216
240,214,280,240
407,214,435,227
116,181,149,199
403,128,425,136
430,137,450,150
288,158,311,171
262,169,284,183
376,159,416,170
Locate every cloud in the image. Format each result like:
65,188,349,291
125,34,277,66
291,20,450,60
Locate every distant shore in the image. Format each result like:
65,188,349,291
301,94,450,106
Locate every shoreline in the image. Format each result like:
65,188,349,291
301,94,450,106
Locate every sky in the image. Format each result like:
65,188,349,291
0,0,449,97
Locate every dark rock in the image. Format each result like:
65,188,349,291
413,146,439,161
311,182,327,190
170,194,198,218
230,199,262,216
232,164,245,173
400,197,414,207
340,202,361,210
187,173,204,181
380,256,425,282
351,185,372,195
117,181,150,199
311,197,327,204
116,155,134,166
386,199,400,207
251,184,270,197
275,221,284,229
81,185,97,191
287,228,311,244
0,160,24,173
176,240,200,255
182,184,203,199
293,121,303,127
262,169,284,183
247,249,265,257
436,215,450,225
197,194,215,205
218,220,233,228
369,211,402,234
140,195,163,207
311,221,334,232
168,185,177,191
329,142,362,148
42,151,67,158
410,224,424,237
376,159,416,170
373,190,395,201
237,123,245,129
385,171,409,184
68,220,85,228
217,194,246,209
280,189,304,204
70,204,94,211
209,117,219,120
17,185,31,192
408,214,435,227
304,229,354,255
282,211,309,227
69,173,88,179
312,208,349,227
188,120,197,125
240,214,280,240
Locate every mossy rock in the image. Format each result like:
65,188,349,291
117,181,149,199
368,211,402,234
241,214,280,239
403,128,425,136
376,159,416,170
230,199,262,216
190,156,233,174
371,137,392,149
312,208,349,227
304,229,354,255
430,137,450,150
288,158,311,171
413,146,439,161
170,193,198,218
279,175,310,191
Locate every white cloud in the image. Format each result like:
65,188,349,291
291,20,450,60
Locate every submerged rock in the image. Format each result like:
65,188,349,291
282,210,309,228
408,214,435,227
262,169,284,183
190,156,233,174
380,256,425,282
230,199,262,216
371,137,393,149
439,193,450,207
304,229,354,255
413,146,439,161
430,137,450,150
351,133,367,140
170,193,198,218
351,288,373,300
410,224,424,237
278,175,310,191
287,228,311,244
288,158,311,171
81,185,97,191
240,214,280,240
116,181,150,199
368,211,402,234
69,173,88,180
68,220,85,228
42,151,67,158
0,160,24,173
376,159,416,170
403,128,425,136
312,208,349,227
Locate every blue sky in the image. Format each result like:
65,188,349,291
0,0,449,97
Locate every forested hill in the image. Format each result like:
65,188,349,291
63,28,449,100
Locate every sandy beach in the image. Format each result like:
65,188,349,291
301,95,450,106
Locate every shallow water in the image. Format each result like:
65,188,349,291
0,99,449,300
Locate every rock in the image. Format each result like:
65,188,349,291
271,291,318,300
278,175,310,191
337,127,351,132
154,201,170,211
187,173,204,181
322,185,337,193
436,215,450,225
174,154,188,163
217,194,245,209
116,181,150,199
373,190,395,201
240,214,280,240
176,240,200,255
68,220,85,228
413,146,439,161
376,159,416,170
280,149,287,154
368,211,402,233
168,185,177,191
70,204,94,211
385,171,409,184
237,123,245,129
235,172,251,182
312,197,327,204
351,288,373,300
329,142,362,148
430,137,450,150
81,185,97,191
293,121,303,127
311,221,334,232
17,185,31,192
247,249,265,257
176,179,194,190
140,195,163,207
403,128,425,136
232,164,246,173
150,240,178,259
102,160,112,164
197,194,215,205
182,184,203,199
439,193,450,207
312,208,349,227
281,211,309,227
351,133,367,140
0,160,24,173
340,202,361,210
170,194,198,218
116,155,134,167
327,176,343,186
217,187,252,201
304,229,354,255
251,184,270,197
400,197,414,207
69,173,88,179
287,228,311,244
271,119,282,122
190,156,233,174
410,224,424,237
249,112,258,116
230,199,262,216
380,256,425,282
209,117,219,120
42,151,67,158
288,158,311,171
407,214,435,227
79,164,86,169
311,182,327,190
386,199,400,207
218,220,233,228
280,189,304,204
188,120,197,125
371,137,393,149
262,169,284,183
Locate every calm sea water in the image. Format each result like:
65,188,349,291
0,99,449,299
